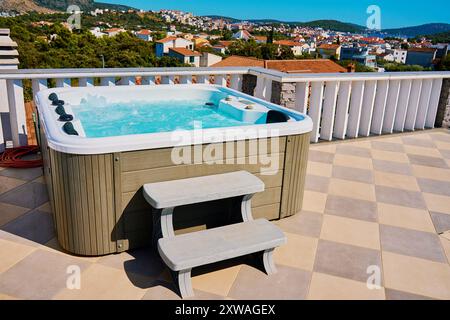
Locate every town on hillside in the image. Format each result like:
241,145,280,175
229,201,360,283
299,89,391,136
0,7,449,74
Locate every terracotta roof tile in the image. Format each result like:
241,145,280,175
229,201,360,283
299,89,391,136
169,47,202,56
211,55,265,67
265,59,347,73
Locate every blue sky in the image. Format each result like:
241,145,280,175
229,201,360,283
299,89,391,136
98,0,450,28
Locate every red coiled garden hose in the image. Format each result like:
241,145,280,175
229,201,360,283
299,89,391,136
0,146,43,168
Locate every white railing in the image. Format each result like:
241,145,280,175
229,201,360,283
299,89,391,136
250,68,450,143
0,66,449,149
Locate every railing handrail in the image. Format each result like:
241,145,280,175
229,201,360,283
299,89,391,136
0,66,251,79
250,67,450,82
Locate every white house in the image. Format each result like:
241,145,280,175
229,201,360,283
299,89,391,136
200,52,222,67
232,30,252,41
135,29,153,42
274,40,304,56
392,49,407,64
89,27,106,38
103,28,126,37
168,47,201,67
155,37,194,57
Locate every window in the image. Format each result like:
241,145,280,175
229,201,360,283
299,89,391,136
189,56,195,63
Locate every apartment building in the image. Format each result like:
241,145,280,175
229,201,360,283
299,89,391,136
155,37,194,57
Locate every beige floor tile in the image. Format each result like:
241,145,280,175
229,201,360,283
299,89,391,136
307,161,333,178
371,149,409,163
54,264,150,300
320,215,380,250
422,193,450,215
440,237,450,265
0,293,18,300
0,239,36,273
308,272,385,300
302,190,327,213
412,165,450,182
310,144,336,153
328,178,376,202
192,264,241,296
0,202,29,227
0,176,26,195
348,140,372,149
36,202,52,213
380,136,404,144
442,231,450,241
41,238,101,263
377,203,435,233
435,140,450,150
333,154,373,170
403,145,442,158
274,232,318,271
374,171,420,192
382,251,450,299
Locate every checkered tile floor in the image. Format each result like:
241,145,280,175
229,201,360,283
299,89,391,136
1,129,450,300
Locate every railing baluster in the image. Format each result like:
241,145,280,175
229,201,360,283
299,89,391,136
31,78,48,100
358,80,377,137
425,78,444,128
382,80,401,133
333,81,352,140
119,76,135,86
404,79,423,131
415,79,433,130
196,75,209,84
295,82,309,114
56,78,71,87
79,77,94,87
141,76,156,85
346,81,365,138
215,75,227,87
308,81,324,143
161,75,175,85
100,77,115,86
393,79,412,132
320,81,339,141
179,75,192,84
230,74,243,91
370,80,389,135
6,79,27,146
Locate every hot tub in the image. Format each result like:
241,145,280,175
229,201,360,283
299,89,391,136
35,84,312,256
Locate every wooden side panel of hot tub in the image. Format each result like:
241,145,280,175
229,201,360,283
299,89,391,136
43,133,309,256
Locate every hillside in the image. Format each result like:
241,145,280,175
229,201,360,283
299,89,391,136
384,23,450,37
34,0,135,11
0,0,54,13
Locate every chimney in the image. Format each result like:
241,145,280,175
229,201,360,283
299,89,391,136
347,62,356,73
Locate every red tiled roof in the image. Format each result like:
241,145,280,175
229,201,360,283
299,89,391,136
408,47,437,53
156,36,177,43
169,47,201,56
318,43,341,50
212,56,347,73
265,59,347,73
274,40,302,47
211,55,265,67
137,29,152,35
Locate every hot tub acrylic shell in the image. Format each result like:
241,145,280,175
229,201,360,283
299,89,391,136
36,84,312,256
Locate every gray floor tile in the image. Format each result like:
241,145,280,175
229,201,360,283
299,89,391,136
380,224,447,263
402,136,436,148
276,211,323,238
1,209,55,245
0,176,26,195
430,212,450,234
407,154,448,169
417,178,450,197
0,182,48,209
332,165,374,184
375,185,427,209
336,145,371,158
325,195,378,222
308,150,334,164
228,264,311,300
371,141,405,153
305,175,330,193
0,167,43,182
440,149,450,159
385,288,435,300
313,240,382,283
372,159,413,176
